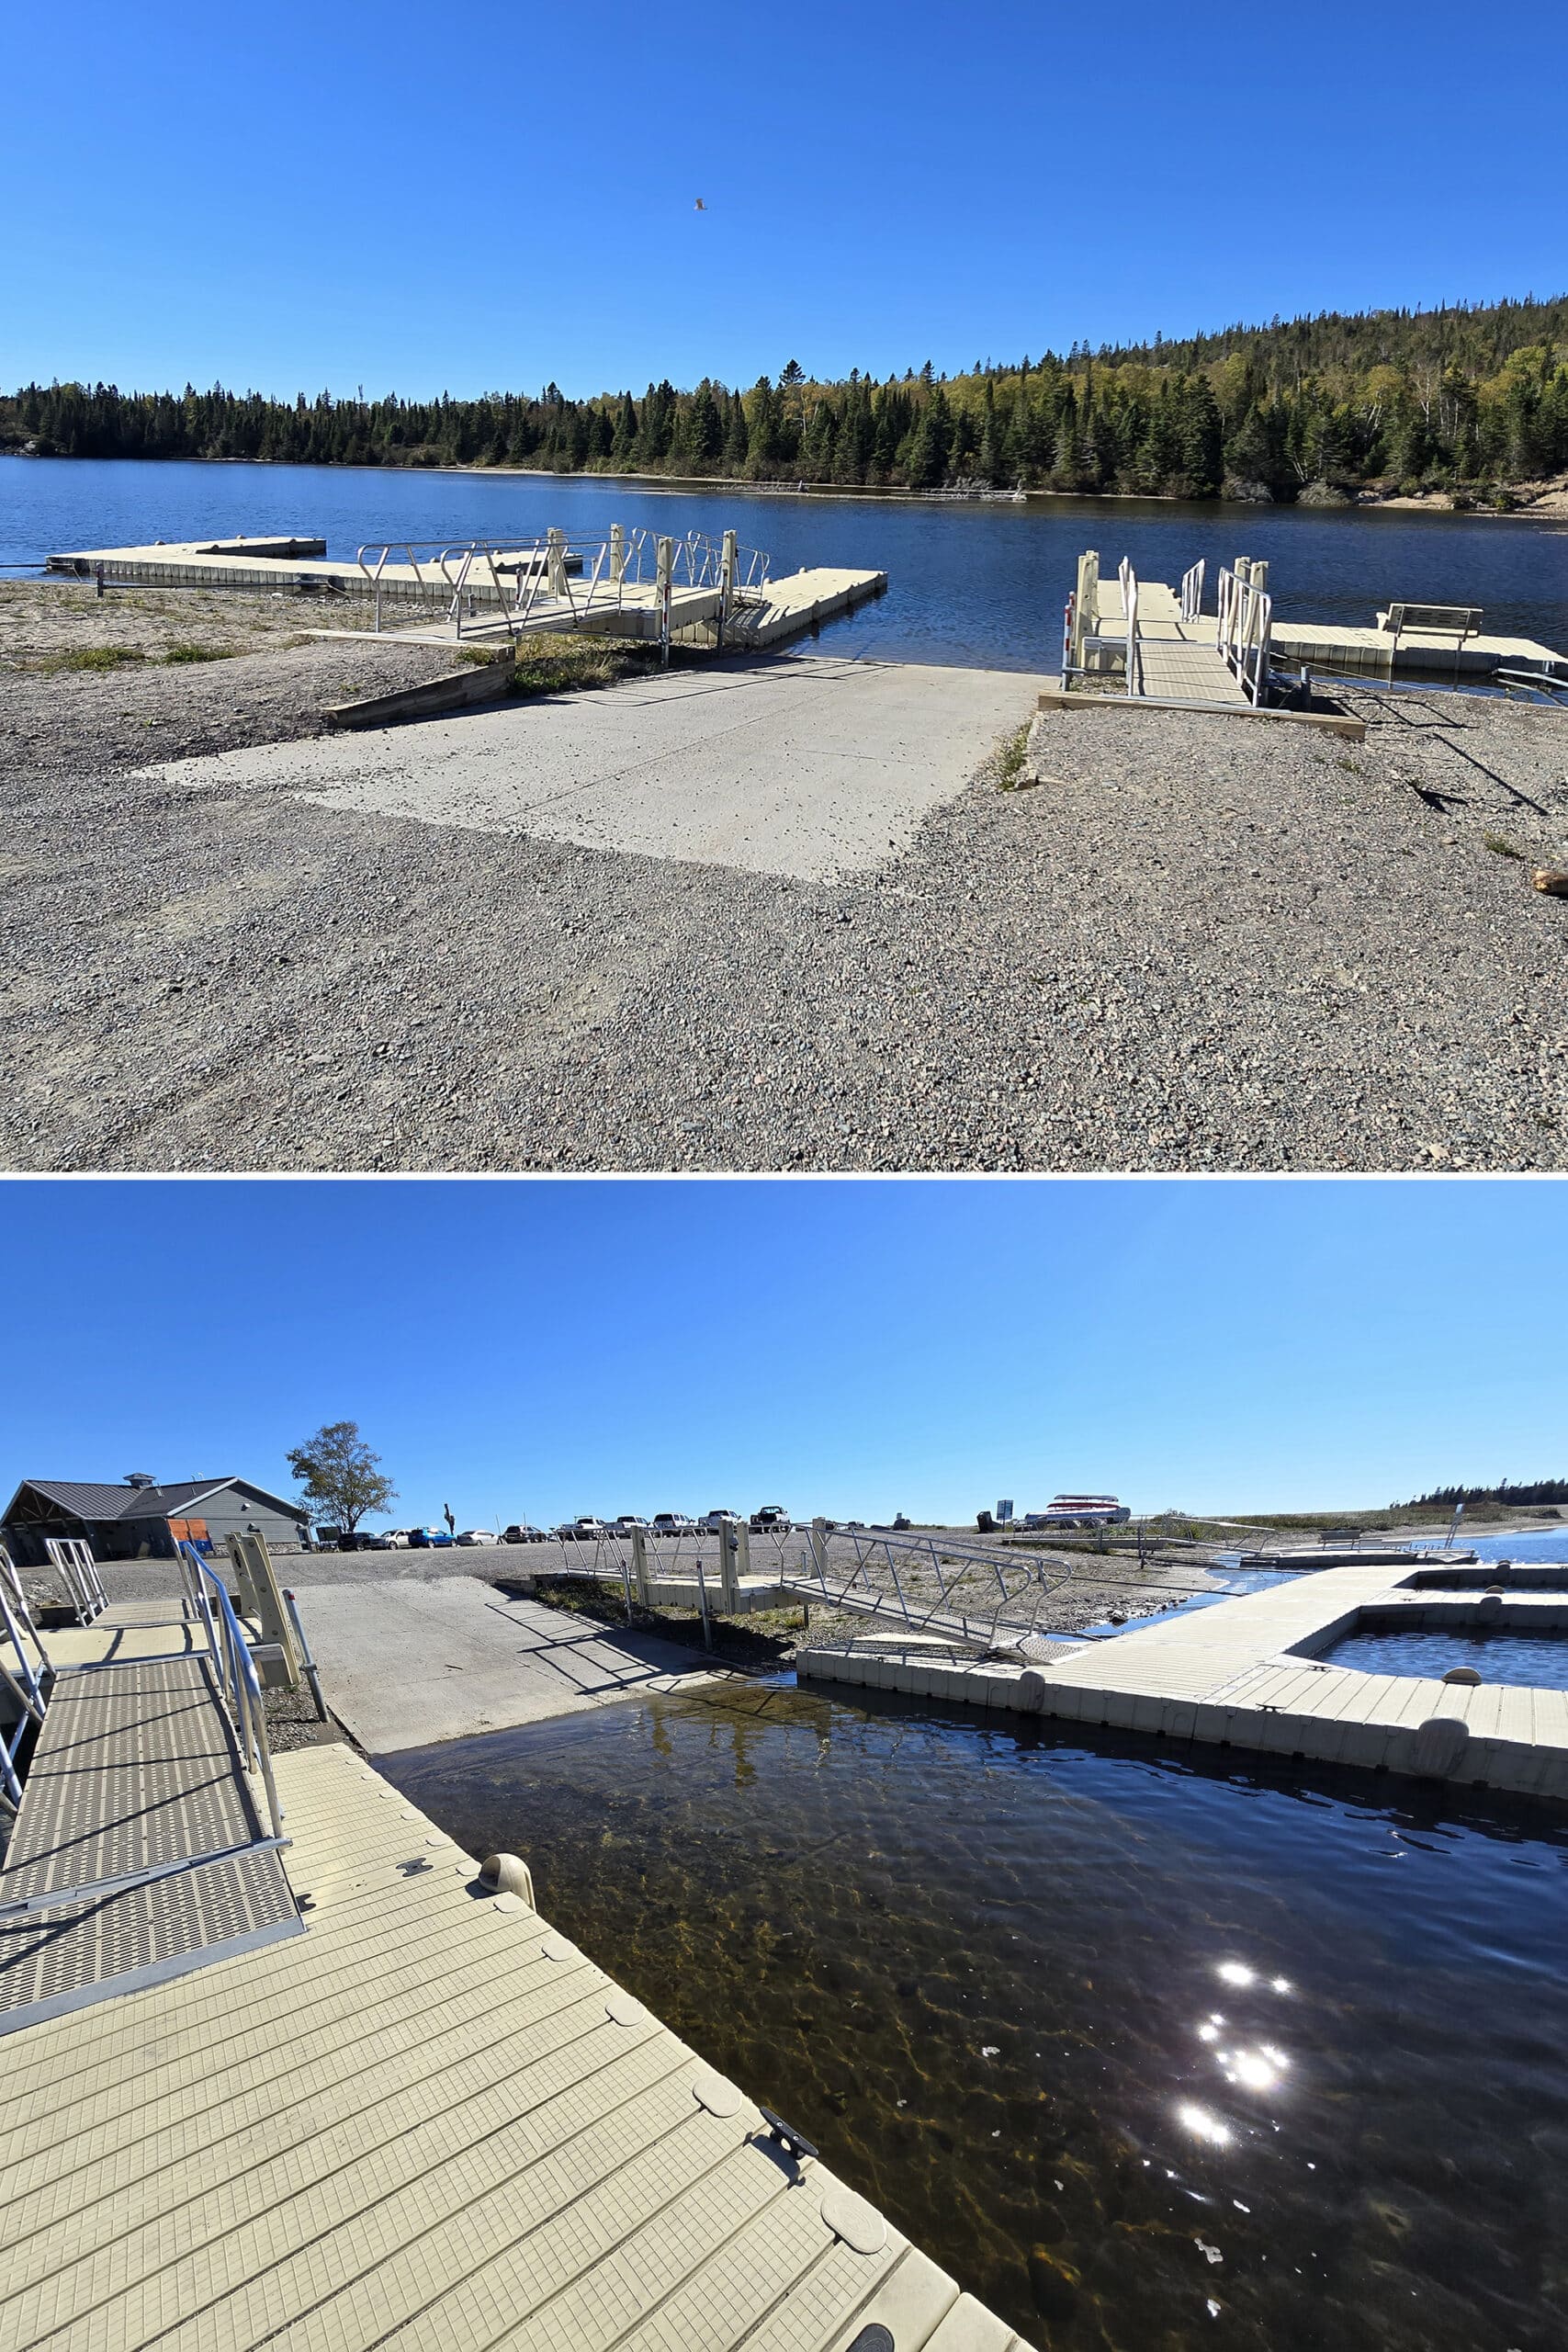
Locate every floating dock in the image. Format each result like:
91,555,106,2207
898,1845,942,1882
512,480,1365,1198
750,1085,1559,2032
1043,548,1568,734
799,1557,1568,1801
44,532,886,657
0,1584,1032,2352
1269,616,1568,682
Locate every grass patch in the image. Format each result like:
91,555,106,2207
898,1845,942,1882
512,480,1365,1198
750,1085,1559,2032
1483,831,1525,858
506,634,662,700
991,722,1031,791
163,641,239,664
36,644,146,673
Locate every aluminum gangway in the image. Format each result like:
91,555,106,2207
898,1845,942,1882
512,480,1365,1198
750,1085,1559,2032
781,1522,1087,1652
0,1544,299,2037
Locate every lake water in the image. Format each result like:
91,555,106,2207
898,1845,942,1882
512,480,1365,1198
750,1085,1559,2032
1324,1626,1568,1690
1471,1530,1568,1562
385,1680,1568,2350
5,454,1566,672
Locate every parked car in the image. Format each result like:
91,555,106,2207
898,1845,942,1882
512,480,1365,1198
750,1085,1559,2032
613,1514,649,1532
651,1512,695,1533
313,1525,345,1551
502,1523,547,1544
410,1527,454,1549
702,1509,741,1531
382,1529,412,1548
750,1505,791,1532
570,1516,609,1537
456,1530,497,1547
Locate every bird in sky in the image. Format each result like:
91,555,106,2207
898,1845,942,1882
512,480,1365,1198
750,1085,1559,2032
694,198,707,211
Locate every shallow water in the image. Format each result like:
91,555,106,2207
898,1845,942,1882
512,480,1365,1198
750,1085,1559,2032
5,454,1567,671
385,1681,1568,2350
1326,1626,1568,1690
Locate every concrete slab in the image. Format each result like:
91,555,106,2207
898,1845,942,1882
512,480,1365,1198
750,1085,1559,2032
141,654,1045,884
290,1577,724,1752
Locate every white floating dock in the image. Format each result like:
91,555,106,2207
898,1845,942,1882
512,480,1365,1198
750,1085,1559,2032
44,537,886,655
799,1560,1568,1801
0,1741,1032,2352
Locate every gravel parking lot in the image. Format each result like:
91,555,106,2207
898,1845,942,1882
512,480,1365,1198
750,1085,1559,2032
3,609,1565,1171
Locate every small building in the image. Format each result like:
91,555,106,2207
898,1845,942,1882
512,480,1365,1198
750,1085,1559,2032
0,1474,311,1567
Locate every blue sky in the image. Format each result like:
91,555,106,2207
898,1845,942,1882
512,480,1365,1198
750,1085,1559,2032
0,1180,1561,1527
6,3,1565,400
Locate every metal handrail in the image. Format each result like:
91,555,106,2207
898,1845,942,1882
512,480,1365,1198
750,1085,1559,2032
355,528,772,643
1122,563,1142,697
1179,559,1205,622
1215,566,1273,706
176,1544,284,1840
0,1549,51,1817
44,1536,107,1626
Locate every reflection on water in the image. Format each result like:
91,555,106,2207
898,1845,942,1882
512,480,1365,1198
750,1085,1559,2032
385,1681,1568,2350
6,455,1568,670
1326,1626,1568,1690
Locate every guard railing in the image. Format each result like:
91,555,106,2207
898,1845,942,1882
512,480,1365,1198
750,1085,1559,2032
0,1547,51,1816
177,1544,284,1840
1215,565,1273,705
43,1536,107,1625
355,526,772,651
1179,558,1205,622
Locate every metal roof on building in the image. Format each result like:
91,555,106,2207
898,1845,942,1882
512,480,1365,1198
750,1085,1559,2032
3,1476,306,1524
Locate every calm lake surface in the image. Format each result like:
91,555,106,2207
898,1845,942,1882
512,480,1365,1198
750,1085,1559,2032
1325,1626,1568,1690
5,454,1566,671
386,1681,1568,2350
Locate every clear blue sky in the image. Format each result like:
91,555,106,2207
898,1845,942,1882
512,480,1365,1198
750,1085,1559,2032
1,1179,1561,1528
6,3,1564,401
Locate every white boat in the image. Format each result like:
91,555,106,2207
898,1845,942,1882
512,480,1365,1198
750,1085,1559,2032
1035,1493,1131,1527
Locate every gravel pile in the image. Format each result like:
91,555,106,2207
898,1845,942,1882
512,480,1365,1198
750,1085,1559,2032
3,635,1566,1170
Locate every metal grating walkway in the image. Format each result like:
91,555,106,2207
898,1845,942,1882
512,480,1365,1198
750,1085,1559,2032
0,1656,300,2037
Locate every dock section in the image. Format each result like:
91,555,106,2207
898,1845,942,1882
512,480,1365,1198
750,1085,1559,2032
0,1581,299,2039
0,1740,1032,2352
799,1559,1568,1801
45,531,886,657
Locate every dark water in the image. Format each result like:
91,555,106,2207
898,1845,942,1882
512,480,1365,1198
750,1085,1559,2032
1326,1627,1568,1690
5,454,1567,671
385,1681,1568,2351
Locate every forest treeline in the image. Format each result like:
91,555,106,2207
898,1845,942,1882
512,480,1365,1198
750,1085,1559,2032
6,295,1568,503
1405,1479,1568,1507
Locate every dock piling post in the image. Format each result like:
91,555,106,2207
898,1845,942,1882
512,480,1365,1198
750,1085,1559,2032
229,1532,300,1689
656,536,673,667
610,523,626,584
724,1522,745,1611
630,1526,650,1609
717,528,738,651
695,1553,713,1648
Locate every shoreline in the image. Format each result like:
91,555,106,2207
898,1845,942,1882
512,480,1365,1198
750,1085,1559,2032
6,445,1564,522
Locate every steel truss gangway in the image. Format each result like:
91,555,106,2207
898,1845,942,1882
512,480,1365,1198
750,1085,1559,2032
0,1543,299,2037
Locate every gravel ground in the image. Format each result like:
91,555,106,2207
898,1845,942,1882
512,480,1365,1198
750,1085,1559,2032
3,609,1566,1170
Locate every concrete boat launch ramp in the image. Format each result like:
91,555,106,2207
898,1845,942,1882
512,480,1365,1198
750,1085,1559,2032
288,1577,724,1751
0,1741,1031,2352
146,655,1044,883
